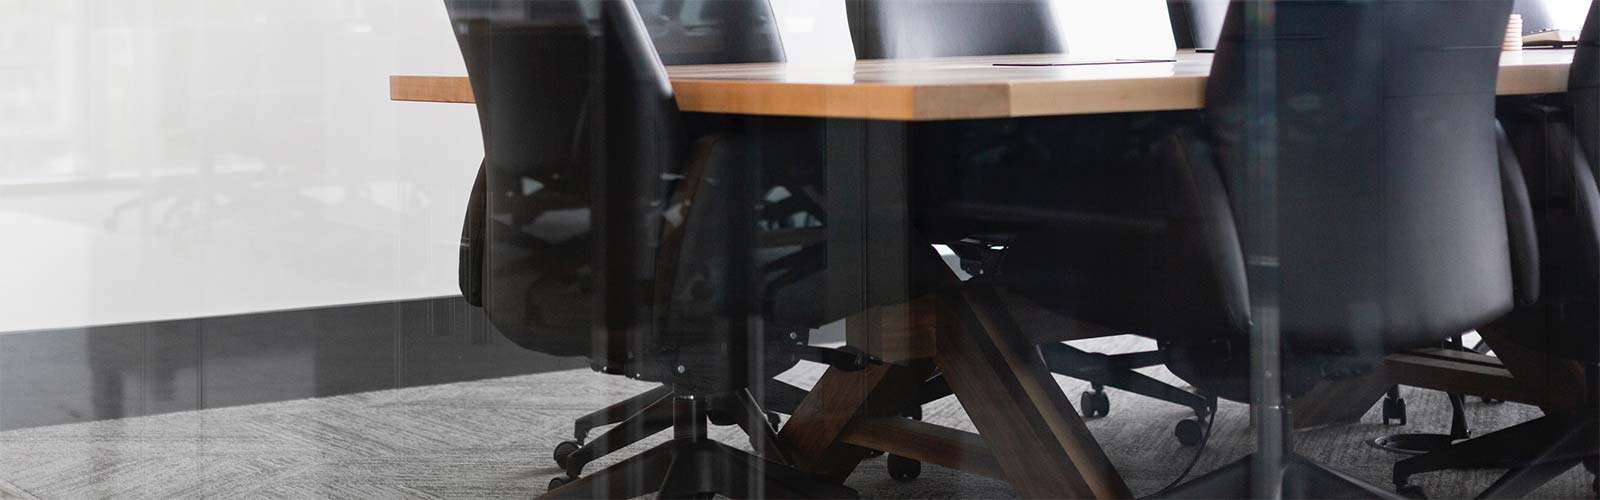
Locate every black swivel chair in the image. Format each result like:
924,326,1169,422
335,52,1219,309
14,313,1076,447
1368,0,1585,452
845,0,1216,445
1366,0,1573,452
452,0,839,489
979,0,1517,496
444,1,854,497
1391,2,1600,497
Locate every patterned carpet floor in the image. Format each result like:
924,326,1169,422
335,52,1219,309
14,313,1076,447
0,335,1591,499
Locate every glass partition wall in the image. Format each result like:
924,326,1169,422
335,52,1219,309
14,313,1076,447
2,1,1595,499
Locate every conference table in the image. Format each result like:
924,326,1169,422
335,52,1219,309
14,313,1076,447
395,49,1574,118
393,49,1579,498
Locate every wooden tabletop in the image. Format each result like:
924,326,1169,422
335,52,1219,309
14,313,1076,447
391,49,1576,121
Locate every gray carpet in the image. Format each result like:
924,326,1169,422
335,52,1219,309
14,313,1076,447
0,335,1591,499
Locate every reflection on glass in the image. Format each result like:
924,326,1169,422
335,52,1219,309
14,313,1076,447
3,1,1598,499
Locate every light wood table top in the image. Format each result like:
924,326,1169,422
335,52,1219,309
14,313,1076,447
392,49,1575,121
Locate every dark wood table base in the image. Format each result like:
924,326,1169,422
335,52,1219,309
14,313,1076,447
777,287,1133,499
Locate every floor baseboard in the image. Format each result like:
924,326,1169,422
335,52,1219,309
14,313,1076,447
0,296,588,431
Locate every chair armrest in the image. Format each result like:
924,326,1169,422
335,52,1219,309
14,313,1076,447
1496,121,1540,307
459,159,487,307
1164,125,1251,334
1567,131,1600,282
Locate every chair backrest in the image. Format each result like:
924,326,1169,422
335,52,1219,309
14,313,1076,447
445,0,681,367
1574,0,1600,163
1205,0,1514,352
1552,0,1600,362
635,0,785,64
844,0,1065,59
1168,0,1229,50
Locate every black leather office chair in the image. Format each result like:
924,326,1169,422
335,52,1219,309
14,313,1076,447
1367,0,1574,451
1391,2,1600,497
845,0,1216,446
451,0,839,488
1370,0,1591,451
971,0,1516,496
444,1,854,497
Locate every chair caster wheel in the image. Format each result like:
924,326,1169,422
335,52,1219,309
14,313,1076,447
1174,418,1204,447
888,454,922,481
553,440,582,469
1396,483,1427,499
1382,396,1408,426
708,409,738,426
548,475,570,492
1079,388,1110,418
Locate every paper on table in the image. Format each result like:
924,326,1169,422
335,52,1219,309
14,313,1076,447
992,58,1177,67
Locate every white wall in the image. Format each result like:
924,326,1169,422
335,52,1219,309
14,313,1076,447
1,1,480,332
0,0,862,334
1540,0,1593,31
